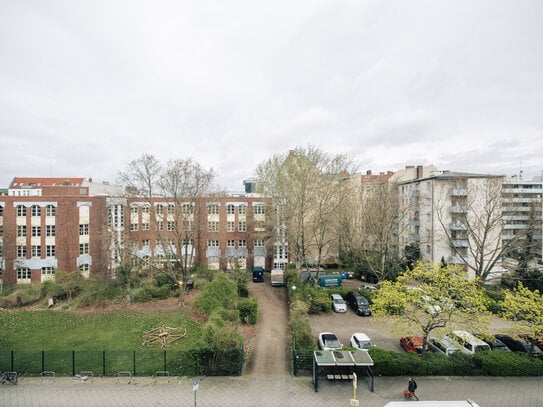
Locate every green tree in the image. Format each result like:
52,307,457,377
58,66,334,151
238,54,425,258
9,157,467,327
501,283,543,356
371,262,490,356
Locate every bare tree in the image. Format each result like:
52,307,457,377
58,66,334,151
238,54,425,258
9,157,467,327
255,146,357,271
158,158,216,284
357,179,406,281
117,154,216,292
435,176,512,282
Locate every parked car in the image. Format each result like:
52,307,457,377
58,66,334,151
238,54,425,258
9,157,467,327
330,294,347,313
346,291,372,316
474,334,511,351
495,334,542,357
400,336,424,355
350,333,376,350
449,330,491,355
428,336,460,356
318,332,342,351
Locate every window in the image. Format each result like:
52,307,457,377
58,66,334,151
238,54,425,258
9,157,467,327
167,221,175,231
227,239,235,247
168,204,175,214
238,240,246,247
79,264,90,273
46,205,56,216
141,206,150,214
168,239,176,247
131,206,138,214
254,204,266,215
142,239,150,247
142,223,150,231
156,204,164,214
182,239,194,246
46,245,56,257
17,225,27,237
46,225,55,237
79,243,89,255
254,239,264,247
31,245,41,257
207,240,219,247
238,205,246,215
17,245,26,257
32,226,41,238
227,221,235,232
130,223,138,231
182,204,193,214
156,221,164,231
238,221,246,232
0,206,3,216
79,224,89,235
41,267,55,276
31,205,41,216
227,204,235,214
17,268,31,280
208,221,219,232
182,220,193,231
16,205,26,216
207,204,219,215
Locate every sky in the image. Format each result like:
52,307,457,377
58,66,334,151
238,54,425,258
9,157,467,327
1,0,542,191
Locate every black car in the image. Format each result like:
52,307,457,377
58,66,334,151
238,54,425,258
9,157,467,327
346,291,371,316
495,334,541,357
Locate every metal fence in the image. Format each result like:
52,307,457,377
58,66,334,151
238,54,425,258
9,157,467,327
0,346,244,377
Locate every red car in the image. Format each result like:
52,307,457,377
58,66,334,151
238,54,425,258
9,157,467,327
400,336,424,355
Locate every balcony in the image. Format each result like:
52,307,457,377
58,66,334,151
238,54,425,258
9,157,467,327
408,190,420,197
408,234,420,242
408,219,420,226
450,205,467,213
450,222,466,231
451,239,469,248
451,188,468,196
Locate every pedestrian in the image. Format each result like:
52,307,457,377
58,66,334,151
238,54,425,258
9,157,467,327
407,377,419,400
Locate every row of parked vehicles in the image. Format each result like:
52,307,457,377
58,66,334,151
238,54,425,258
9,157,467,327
318,331,377,351
400,331,543,357
330,291,372,316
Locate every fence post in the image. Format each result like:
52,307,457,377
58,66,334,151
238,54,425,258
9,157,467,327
11,350,14,372
163,350,167,371
41,350,45,373
72,350,75,376
133,350,136,376
102,351,106,376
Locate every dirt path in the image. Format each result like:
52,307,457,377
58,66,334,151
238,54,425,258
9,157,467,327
243,274,290,376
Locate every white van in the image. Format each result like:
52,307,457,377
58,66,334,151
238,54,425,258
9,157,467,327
383,401,480,407
428,336,460,356
449,330,491,355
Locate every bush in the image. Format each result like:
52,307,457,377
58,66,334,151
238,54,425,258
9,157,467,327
131,284,172,303
40,280,64,300
290,300,314,350
238,297,258,325
474,350,543,376
74,278,124,307
0,285,41,308
194,275,238,316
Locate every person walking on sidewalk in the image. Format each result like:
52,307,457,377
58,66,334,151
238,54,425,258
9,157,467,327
407,377,419,400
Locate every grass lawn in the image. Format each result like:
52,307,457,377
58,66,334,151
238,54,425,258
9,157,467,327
0,309,202,351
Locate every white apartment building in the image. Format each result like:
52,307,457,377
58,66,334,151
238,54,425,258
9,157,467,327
501,175,543,263
397,170,505,281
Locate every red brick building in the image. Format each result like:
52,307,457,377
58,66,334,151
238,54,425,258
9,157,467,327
0,178,275,286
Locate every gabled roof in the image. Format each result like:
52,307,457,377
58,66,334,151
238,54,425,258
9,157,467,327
9,177,85,188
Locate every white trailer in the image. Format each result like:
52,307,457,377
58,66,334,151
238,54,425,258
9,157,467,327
270,269,285,286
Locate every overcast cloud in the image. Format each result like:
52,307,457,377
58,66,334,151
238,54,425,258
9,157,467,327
1,0,542,191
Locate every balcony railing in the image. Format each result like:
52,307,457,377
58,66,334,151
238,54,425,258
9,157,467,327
451,188,468,196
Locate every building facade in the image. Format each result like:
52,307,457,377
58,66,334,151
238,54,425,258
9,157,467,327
0,178,274,286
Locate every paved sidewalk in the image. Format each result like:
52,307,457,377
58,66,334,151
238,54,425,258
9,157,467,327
1,375,542,407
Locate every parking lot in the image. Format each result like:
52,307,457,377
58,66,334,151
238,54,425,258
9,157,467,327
308,282,514,353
